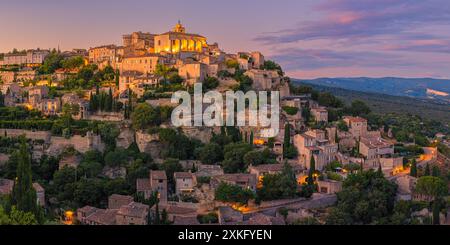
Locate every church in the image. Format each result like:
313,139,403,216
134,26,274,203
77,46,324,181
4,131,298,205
154,21,208,54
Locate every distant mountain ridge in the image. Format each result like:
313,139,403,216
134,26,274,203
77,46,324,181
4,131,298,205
291,79,450,123
296,77,450,104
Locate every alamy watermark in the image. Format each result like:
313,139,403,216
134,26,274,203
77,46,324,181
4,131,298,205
170,83,280,137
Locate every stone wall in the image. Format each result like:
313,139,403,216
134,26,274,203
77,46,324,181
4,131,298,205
0,128,51,143
46,132,105,156
86,112,124,122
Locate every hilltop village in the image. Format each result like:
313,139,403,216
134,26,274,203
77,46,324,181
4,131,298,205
0,22,449,225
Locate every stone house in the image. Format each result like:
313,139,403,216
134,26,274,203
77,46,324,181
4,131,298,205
32,182,45,207
136,170,167,203
317,180,342,194
343,116,368,139
108,194,133,210
174,172,197,196
116,202,149,225
151,202,197,222
311,106,328,123
211,174,257,192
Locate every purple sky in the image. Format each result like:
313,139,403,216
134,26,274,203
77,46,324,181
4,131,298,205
1,0,449,79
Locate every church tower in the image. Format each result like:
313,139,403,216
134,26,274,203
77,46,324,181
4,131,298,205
173,20,186,33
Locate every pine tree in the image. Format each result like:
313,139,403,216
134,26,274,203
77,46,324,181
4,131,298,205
409,158,417,177
307,155,315,186
424,163,431,176
11,138,38,215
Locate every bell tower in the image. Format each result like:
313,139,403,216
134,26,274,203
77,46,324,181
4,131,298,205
173,20,186,33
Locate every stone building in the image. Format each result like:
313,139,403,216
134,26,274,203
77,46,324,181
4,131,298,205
174,172,197,196
123,31,156,55
311,106,328,123
120,54,163,74
244,69,281,91
115,202,149,225
136,170,168,203
359,136,395,169
178,60,208,86
108,194,133,210
211,174,257,192
317,179,342,194
343,116,368,138
294,129,338,171
154,21,207,54
88,45,123,69
0,49,49,66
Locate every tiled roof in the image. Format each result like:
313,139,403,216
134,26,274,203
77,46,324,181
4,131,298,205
86,209,118,225
32,182,44,192
246,213,285,225
250,163,303,172
173,216,200,225
150,170,167,180
109,194,133,203
117,202,149,218
157,204,197,215
174,172,194,179
215,174,256,184
0,179,14,195
360,137,392,149
136,178,151,191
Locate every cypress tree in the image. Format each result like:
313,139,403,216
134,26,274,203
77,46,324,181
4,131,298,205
377,164,383,176
432,165,440,177
161,209,169,225
88,92,94,112
307,155,315,186
11,138,38,215
424,163,431,176
128,89,133,111
154,202,160,225
432,200,441,225
0,91,4,107
106,87,113,112
115,69,120,87
410,158,417,177
249,131,254,145
283,123,290,158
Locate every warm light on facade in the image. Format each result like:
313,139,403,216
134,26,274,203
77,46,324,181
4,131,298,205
63,210,74,225
253,139,265,145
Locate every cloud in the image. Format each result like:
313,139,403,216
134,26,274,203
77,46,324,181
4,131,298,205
255,0,450,44
270,48,413,71
383,39,450,53
254,0,450,78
